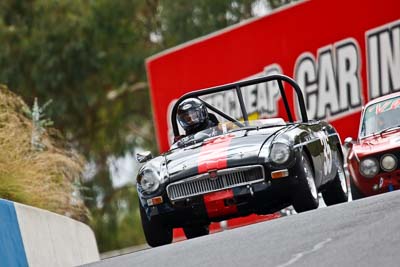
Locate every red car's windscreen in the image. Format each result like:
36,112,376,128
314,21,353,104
361,95,400,137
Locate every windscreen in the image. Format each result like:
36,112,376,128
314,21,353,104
360,96,400,137
171,118,286,150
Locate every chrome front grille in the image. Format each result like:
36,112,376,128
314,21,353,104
166,165,265,201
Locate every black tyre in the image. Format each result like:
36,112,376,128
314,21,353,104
139,202,173,247
350,175,365,200
322,154,349,205
183,224,210,239
292,152,319,213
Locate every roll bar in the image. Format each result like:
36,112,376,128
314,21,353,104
171,74,308,137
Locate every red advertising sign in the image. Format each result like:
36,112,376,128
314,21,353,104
146,0,400,153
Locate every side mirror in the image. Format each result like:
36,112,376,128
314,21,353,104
344,137,354,149
136,151,153,163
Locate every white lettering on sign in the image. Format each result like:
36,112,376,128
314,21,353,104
294,38,362,120
164,20,400,147
367,20,400,99
241,64,282,117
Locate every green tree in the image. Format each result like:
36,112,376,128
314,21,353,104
0,0,154,251
0,0,297,252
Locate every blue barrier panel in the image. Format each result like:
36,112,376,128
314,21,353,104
0,199,28,267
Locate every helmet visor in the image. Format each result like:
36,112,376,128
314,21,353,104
178,109,201,128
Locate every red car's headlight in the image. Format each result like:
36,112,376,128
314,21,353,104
380,154,397,172
359,158,379,178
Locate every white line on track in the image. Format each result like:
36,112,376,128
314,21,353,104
276,238,332,267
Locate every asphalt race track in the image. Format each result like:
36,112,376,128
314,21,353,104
83,190,400,267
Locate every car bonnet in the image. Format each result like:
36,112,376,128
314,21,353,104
165,128,282,182
354,130,400,158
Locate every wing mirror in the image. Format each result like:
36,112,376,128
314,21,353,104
136,151,153,163
344,137,355,149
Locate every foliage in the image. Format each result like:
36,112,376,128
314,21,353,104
153,0,253,48
0,84,87,220
0,0,297,252
89,186,145,252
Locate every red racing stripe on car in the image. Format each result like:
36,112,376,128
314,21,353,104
198,135,233,173
203,189,237,218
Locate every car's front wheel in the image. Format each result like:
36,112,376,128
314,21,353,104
292,152,319,213
322,154,349,205
139,202,173,247
183,224,210,239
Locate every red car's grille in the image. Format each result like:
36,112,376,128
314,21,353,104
166,165,265,201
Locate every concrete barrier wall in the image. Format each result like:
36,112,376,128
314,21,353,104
0,199,99,267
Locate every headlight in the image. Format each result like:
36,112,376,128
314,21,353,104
138,168,160,193
359,158,379,178
380,154,397,172
270,143,291,164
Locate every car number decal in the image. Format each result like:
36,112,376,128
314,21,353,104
316,131,332,176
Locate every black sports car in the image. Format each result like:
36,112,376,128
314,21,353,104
136,74,348,247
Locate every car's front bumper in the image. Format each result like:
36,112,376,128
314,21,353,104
351,168,400,196
139,176,298,228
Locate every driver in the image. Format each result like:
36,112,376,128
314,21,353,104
376,114,387,131
175,98,218,141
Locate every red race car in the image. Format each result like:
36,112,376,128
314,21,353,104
345,92,400,199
